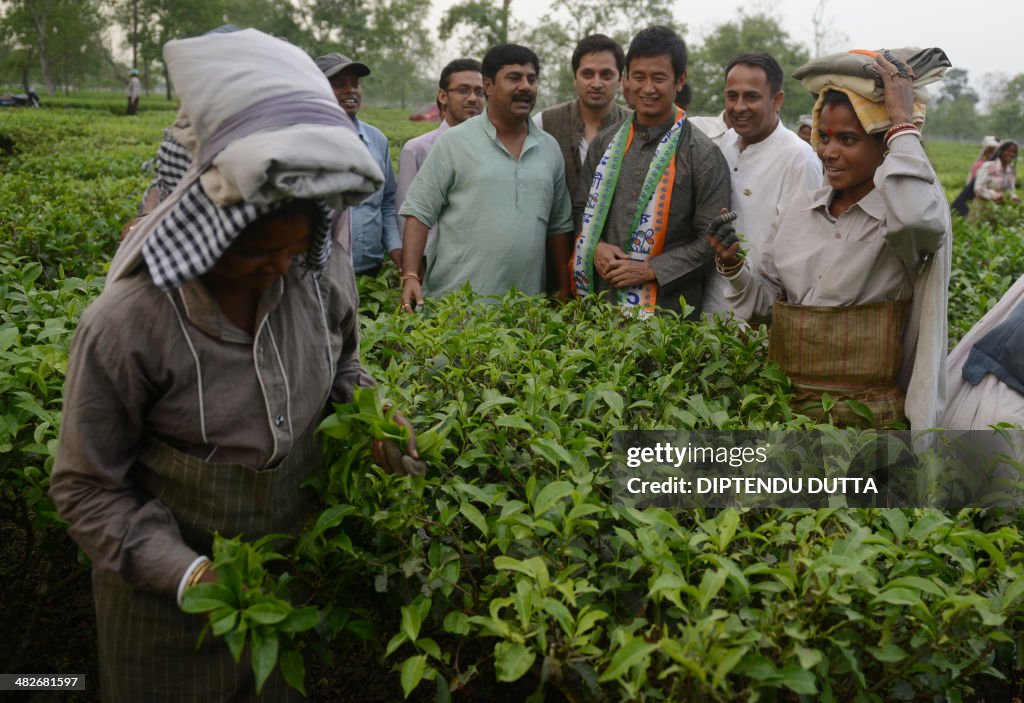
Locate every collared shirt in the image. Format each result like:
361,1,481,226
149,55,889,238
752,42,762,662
719,121,823,259
688,112,729,146
726,135,947,319
396,119,450,247
535,100,632,198
724,134,951,429
575,115,732,314
399,111,574,298
350,116,401,273
703,121,823,313
50,252,373,595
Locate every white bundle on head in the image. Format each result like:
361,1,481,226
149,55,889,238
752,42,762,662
164,29,383,210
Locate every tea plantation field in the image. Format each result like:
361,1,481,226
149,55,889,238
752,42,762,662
2,97,1024,702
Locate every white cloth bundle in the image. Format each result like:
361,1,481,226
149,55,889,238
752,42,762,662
163,29,383,210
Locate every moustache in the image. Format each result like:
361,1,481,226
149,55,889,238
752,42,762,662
512,92,534,101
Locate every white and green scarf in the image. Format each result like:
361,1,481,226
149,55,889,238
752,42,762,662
571,107,686,315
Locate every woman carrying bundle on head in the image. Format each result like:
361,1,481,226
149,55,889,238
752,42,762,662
50,29,419,702
708,48,952,431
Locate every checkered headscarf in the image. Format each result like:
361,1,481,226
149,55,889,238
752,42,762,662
153,130,192,198
143,178,332,291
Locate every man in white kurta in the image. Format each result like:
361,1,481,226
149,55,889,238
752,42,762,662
703,53,823,314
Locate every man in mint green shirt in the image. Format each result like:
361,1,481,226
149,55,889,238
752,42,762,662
399,44,574,310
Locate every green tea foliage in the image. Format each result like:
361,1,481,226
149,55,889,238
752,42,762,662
187,279,1024,702
948,202,1024,346
3,102,1023,699
0,108,173,281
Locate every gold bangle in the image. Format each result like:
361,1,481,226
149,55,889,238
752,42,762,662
187,559,212,589
884,123,918,146
715,256,743,275
400,272,421,282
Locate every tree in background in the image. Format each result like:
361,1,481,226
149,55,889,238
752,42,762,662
810,0,848,58
111,0,225,99
366,0,435,109
298,0,372,54
220,0,309,48
1,0,108,95
926,68,983,141
987,74,1024,142
686,12,813,125
523,0,679,106
0,0,1008,134
439,0,513,58
298,0,436,108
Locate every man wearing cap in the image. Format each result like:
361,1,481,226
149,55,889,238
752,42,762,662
317,52,401,276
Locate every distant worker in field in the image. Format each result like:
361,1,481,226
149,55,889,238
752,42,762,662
703,52,822,314
709,48,952,430
396,58,484,258
796,114,813,143
970,135,1000,180
951,136,1009,218
399,44,574,309
572,25,731,317
317,52,401,276
126,68,141,116
973,140,1019,206
536,34,631,200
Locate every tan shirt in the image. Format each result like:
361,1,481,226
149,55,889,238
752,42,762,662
725,133,951,429
50,252,373,594
724,134,945,321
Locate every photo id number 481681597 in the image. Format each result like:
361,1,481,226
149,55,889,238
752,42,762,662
0,675,85,690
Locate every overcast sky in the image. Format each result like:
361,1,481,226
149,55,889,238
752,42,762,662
430,0,1015,103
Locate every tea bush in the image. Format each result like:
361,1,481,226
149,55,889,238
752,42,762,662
185,279,1024,703
948,205,1024,345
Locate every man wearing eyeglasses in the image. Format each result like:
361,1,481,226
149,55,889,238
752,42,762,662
396,58,484,254
316,52,401,277
399,44,574,309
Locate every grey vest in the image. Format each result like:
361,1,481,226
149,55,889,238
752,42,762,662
540,99,631,200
